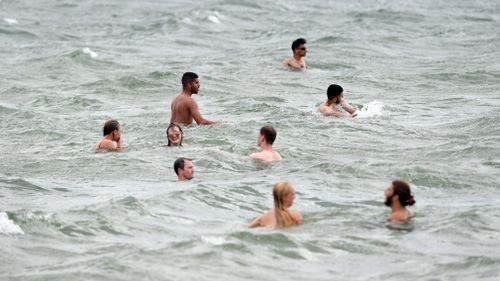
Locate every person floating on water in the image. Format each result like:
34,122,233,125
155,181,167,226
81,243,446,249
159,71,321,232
170,72,221,125
247,181,303,228
166,123,186,147
249,125,283,162
282,38,308,69
318,84,358,118
174,157,194,181
94,120,123,152
384,180,416,221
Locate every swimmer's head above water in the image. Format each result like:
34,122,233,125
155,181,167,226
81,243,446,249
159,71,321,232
327,84,344,104
174,157,194,181
166,123,183,146
384,180,416,221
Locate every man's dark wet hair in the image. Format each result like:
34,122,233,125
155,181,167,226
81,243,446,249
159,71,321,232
291,38,306,52
392,180,416,207
327,84,344,100
103,120,120,136
166,123,183,146
173,157,191,175
260,125,277,145
181,72,199,86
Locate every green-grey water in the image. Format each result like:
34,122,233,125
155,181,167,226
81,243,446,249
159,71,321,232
1,0,500,280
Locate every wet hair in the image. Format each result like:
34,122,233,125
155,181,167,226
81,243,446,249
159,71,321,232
273,182,299,228
327,84,343,100
103,120,120,136
181,72,199,86
392,180,416,206
260,125,277,145
166,123,183,146
173,157,191,175
291,38,306,52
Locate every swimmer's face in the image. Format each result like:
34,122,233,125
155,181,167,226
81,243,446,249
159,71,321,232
335,94,344,105
384,185,395,207
190,78,200,94
283,188,296,208
294,44,307,56
168,126,182,146
182,160,194,180
113,126,122,142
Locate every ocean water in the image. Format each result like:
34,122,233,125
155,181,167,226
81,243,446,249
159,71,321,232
1,0,500,280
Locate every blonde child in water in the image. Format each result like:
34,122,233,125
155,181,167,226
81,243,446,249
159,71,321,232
247,181,303,228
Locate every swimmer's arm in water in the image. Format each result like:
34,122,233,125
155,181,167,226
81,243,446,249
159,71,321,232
319,105,352,118
340,100,357,116
290,211,303,224
245,216,262,228
189,98,220,125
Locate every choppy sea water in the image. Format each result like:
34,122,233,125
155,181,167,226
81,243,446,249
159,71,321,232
1,0,500,280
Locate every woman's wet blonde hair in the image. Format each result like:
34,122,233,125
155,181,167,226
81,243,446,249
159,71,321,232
273,181,298,228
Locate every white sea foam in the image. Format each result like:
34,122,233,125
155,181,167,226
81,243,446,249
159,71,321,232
82,47,98,58
0,212,24,235
4,18,18,25
207,15,221,24
355,100,385,118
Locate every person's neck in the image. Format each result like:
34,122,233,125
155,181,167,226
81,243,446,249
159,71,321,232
104,134,115,141
390,201,407,215
181,89,193,97
325,99,335,106
260,142,275,152
293,53,303,62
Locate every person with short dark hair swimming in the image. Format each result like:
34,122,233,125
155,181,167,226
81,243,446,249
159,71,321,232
246,181,303,228
384,180,416,221
249,125,282,162
318,84,358,117
94,120,123,151
282,38,308,69
166,123,186,147
174,157,194,181
170,72,221,125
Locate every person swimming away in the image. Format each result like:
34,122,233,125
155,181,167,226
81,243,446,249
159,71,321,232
384,180,416,221
246,181,303,228
166,123,186,147
249,125,282,162
94,119,123,152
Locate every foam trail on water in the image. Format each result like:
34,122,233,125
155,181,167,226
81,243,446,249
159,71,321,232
4,18,18,25
82,47,98,58
355,100,385,118
0,212,24,235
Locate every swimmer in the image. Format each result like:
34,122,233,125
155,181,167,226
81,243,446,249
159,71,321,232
384,180,416,221
94,120,123,151
166,123,186,147
170,72,221,125
247,181,303,228
174,157,194,181
281,38,308,69
249,125,283,162
318,84,358,117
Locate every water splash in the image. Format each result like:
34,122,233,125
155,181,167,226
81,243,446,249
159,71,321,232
355,100,386,118
0,212,24,235
82,47,98,58
4,18,18,25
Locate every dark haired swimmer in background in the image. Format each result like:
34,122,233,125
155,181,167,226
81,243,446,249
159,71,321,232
246,182,302,228
170,72,221,125
384,180,416,221
166,123,186,147
318,84,358,118
282,38,308,69
94,120,123,152
249,125,282,162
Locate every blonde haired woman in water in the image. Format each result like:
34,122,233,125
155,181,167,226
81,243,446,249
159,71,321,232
247,182,303,228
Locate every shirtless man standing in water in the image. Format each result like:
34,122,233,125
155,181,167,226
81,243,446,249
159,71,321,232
281,38,308,69
170,72,220,125
318,84,358,118
249,125,283,162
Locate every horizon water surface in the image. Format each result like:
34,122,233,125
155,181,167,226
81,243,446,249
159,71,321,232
1,0,500,280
